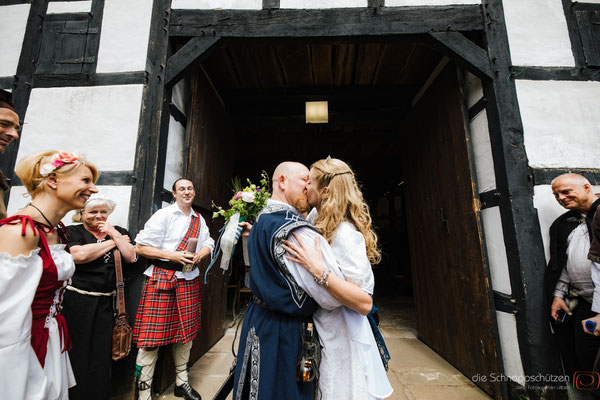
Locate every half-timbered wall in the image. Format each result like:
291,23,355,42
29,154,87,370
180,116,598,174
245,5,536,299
0,0,153,229
3,0,600,397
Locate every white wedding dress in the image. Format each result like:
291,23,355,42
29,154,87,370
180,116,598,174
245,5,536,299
308,211,393,400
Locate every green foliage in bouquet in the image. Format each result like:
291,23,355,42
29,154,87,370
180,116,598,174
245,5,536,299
212,171,271,223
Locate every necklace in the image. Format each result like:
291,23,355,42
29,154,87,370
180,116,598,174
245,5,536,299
29,203,57,230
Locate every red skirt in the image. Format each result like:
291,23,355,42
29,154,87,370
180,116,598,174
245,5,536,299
133,267,201,347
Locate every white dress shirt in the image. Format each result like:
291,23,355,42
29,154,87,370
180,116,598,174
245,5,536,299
554,221,595,302
136,203,215,280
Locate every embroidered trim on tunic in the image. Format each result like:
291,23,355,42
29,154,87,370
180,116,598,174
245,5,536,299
235,327,260,400
272,210,312,308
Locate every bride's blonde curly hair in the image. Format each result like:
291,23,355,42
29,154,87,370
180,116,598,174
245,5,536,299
310,158,381,265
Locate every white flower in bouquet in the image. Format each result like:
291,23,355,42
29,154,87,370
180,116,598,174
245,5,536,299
241,191,256,203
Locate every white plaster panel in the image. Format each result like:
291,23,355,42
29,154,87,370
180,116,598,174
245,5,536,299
172,0,261,9
481,206,512,294
470,111,496,193
503,0,574,67
0,4,30,78
7,185,132,229
172,76,191,117
47,1,92,14
163,116,186,191
495,311,525,380
96,0,153,73
464,71,483,109
533,184,600,264
386,0,479,6
516,80,600,169
16,85,143,170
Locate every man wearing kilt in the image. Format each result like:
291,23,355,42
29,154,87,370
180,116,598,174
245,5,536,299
133,178,214,400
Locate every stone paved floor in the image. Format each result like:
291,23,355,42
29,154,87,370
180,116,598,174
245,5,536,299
157,296,491,400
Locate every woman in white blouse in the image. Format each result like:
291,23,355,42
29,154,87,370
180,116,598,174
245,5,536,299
0,151,99,399
283,157,393,400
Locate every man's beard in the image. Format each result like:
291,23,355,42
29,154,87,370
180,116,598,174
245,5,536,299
293,194,310,214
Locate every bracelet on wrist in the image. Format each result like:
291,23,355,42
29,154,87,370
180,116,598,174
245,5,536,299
315,269,327,281
314,269,331,287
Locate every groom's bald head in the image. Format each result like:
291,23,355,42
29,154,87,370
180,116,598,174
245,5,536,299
271,162,310,213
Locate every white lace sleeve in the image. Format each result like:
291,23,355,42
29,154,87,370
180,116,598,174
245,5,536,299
331,222,375,294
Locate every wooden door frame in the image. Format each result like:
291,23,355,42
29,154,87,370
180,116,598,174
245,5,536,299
130,0,559,397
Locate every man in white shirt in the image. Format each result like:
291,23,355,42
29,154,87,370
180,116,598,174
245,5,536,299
133,178,214,400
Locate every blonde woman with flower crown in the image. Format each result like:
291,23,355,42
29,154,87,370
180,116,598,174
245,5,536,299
283,157,393,400
0,151,98,399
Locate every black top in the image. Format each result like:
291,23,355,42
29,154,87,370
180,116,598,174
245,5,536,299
66,224,134,292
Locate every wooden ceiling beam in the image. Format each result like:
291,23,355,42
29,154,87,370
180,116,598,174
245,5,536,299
427,32,492,79
220,85,418,106
169,7,484,38
231,108,408,129
165,36,221,87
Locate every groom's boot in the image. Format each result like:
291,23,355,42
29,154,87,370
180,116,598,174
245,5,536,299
173,341,201,400
135,347,158,400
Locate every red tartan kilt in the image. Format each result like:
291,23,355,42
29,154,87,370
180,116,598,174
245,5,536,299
133,272,202,347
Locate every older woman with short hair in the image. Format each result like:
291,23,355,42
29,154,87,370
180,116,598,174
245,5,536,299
62,195,136,400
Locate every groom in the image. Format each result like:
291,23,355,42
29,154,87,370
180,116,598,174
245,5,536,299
233,162,342,400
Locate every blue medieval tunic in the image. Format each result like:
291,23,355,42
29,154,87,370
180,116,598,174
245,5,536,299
233,201,323,400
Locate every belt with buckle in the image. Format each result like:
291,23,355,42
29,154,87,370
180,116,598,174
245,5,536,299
152,260,197,273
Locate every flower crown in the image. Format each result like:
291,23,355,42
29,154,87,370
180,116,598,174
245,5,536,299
39,152,80,177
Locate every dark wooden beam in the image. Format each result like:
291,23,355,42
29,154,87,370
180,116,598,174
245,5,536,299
128,0,171,235
233,108,408,129
221,85,417,105
169,102,187,127
561,0,586,67
428,31,492,79
33,71,146,87
482,0,563,396
262,0,279,9
510,66,600,81
368,0,384,7
468,96,486,121
0,77,13,88
165,36,221,87
1,0,49,207
532,167,600,186
169,6,484,37
0,0,33,5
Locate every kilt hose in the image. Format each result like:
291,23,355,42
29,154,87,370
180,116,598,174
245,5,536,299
133,267,202,347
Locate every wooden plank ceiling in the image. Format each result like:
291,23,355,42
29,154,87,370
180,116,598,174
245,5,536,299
198,41,444,196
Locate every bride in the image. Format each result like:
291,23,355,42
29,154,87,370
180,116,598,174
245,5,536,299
283,157,393,400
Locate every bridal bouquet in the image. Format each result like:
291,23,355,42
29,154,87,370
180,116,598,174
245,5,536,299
205,172,270,282
212,171,271,223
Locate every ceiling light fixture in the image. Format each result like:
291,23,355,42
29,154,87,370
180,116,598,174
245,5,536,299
305,101,328,124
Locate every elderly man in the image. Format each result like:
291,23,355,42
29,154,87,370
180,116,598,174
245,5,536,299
0,89,21,219
545,173,600,384
133,178,214,400
233,162,357,400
